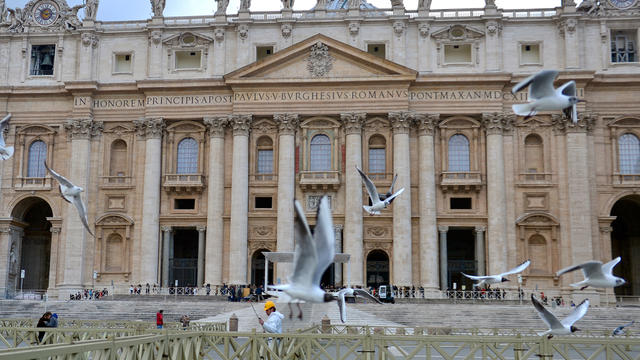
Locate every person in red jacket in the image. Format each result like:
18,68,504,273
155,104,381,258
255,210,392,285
156,310,164,329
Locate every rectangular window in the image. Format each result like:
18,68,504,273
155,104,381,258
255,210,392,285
450,197,472,210
444,44,472,64
30,45,55,76
368,148,386,174
520,43,541,65
175,50,202,69
255,196,273,209
256,46,274,61
611,30,637,63
114,53,132,73
257,149,273,174
174,198,195,210
367,43,386,59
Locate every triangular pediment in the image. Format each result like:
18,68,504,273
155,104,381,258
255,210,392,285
225,34,416,85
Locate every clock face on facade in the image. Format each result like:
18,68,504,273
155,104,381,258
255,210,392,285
33,1,59,26
608,0,637,8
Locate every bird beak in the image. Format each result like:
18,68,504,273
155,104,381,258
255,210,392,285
574,327,581,332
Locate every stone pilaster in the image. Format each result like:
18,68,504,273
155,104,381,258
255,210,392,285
482,113,511,276
438,226,448,290
475,226,486,276
342,112,366,286
558,16,580,69
274,113,299,281
204,116,227,286
0,226,14,299
79,31,98,80
417,21,432,72
148,29,163,78
161,226,172,288
228,114,252,285
415,113,439,289
197,226,206,287
389,111,413,286
133,117,164,285
334,224,344,286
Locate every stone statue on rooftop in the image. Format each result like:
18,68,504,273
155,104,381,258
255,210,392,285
282,0,294,9
316,0,327,8
84,0,99,20
417,0,432,10
0,0,7,24
485,0,495,6
150,0,166,17
391,0,403,7
239,0,251,11
215,0,229,15
348,0,360,8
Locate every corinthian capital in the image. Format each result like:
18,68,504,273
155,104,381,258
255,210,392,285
274,113,299,135
552,112,596,134
341,112,366,135
389,111,414,134
230,114,252,136
482,112,513,135
414,113,439,136
64,118,103,139
133,117,164,139
204,116,228,138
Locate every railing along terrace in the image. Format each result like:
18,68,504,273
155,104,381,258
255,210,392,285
0,319,185,331
613,173,640,185
1,330,639,360
502,8,557,17
518,172,553,182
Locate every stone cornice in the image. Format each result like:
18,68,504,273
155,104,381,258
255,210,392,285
482,112,513,135
64,118,104,140
274,113,299,135
133,117,164,139
552,112,596,134
341,112,366,135
204,116,228,138
414,113,439,136
389,111,414,134
230,114,252,136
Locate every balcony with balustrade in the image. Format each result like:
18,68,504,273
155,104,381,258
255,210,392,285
612,173,640,187
516,172,554,187
163,174,205,193
439,171,483,193
298,171,341,191
101,175,134,189
14,176,53,191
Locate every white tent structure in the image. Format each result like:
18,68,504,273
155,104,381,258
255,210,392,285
262,252,351,291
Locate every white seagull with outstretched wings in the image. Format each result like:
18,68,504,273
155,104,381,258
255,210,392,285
532,294,588,339
336,287,382,323
462,260,530,287
356,167,404,215
44,162,94,237
556,257,626,290
0,114,14,160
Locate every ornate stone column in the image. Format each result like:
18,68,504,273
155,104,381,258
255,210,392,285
482,113,511,276
475,226,486,276
438,226,448,290
228,114,252,285
0,226,14,298
334,224,344,286
204,116,227,286
274,113,299,281
133,117,164,285
46,218,62,291
415,113,439,290
60,118,103,289
197,226,206,287
342,112,366,286
389,112,413,286
161,226,172,288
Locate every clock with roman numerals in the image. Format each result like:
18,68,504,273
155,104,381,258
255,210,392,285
32,0,60,26
608,0,637,9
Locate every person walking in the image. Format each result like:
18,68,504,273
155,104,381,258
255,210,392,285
156,310,164,329
259,301,284,356
36,312,52,344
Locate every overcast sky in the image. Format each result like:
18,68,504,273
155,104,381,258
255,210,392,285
7,0,584,21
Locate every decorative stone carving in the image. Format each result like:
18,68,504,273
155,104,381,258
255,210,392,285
238,24,249,40
485,0,495,6
0,1,7,25
306,41,333,78
341,112,366,135
281,23,292,38
418,23,430,38
391,0,404,7
366,226,389,237
558,18,578,37
307,195,332,211
133,117,164,139
414,113,439,136
63,4,84,30
160,225,172,233
348,0,360,8
81,33,99,48
204,116,228,138
239,0,251,11
316,0,328,9
485,20,502,36
84,0,99,20
230,114,252,136
482,112,513,135
348,21,360,36
431,24,485,41
552,112,596,134
64,118,103,139
253,225,274,236
8,240,17,275
281,0,295,9
389,112,414,134
150,0,166,17
417,0,432,9
7,7,26,33
150,31,162,45
274,113,299,135
215,0,229,15
214,27,225,41
393,21,406,37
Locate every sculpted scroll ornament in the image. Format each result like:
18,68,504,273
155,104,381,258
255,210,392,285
214,28,225,41
393,21,406,37
64,118,103,139
281,23,292,38
482,112,513,135
281,0,295,9
133,117,164,138
238,24,249,40
341,112,366,134
366,226,388,237
274,113,299,135
150,31,162,44
349,22,360,36
81,33,99,47
230,114,252,136
418,23,430,38
485,20,502,36
389,112,414,134
414,113,439,136
204,116,228,138
307,42,333,78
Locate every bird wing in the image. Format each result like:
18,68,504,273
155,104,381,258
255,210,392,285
557,80,577,97
561,298,589,328
500,259,531,277
461,273,492,281
311,196,335,287
356,167,380,205
290,200,317,287
44,161,76,188
512,70,558,100
556,261,604,278
337,289,347,323
601,257,621,276
0,114,10,147
383,188,404,206
531,294,564,330
72,195,95,237
353,288,383,304
387,174,398,196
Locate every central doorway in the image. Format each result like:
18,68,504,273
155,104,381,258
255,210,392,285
251,249,274,287
170,229,198,287
366,250,390,288
447,228,476,290
610,195,640,296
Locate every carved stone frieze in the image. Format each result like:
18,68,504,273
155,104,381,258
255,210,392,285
150,31,162,45
414,113,439,136
366,226,389,238
482,112,513,135
133,117,164,139
204,116,228,138
237,24,249,41
341,112,366,135
557,18,578,37
431,24,485,41
389,111,414,134
64,118,103,139
81,32,99,48
306,41,333,78
248,240,276,254
348,21,360,36
6,0,84,33
281,23,292,38
485,20,502,36
214,27,225,42
307,195,332,211
274,113,299,135
393,21,406,37
230,114,252,136
418,22,430,38
253,225,274,237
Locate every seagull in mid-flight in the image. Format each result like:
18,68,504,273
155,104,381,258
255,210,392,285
556,257,626,290
0,113,14,160
532,294,588,339
271,196,335,319
336,287,382,323
356,167,404,215
612,321,635,336
462,260,530,287
511,70,584,123
44,162,94,237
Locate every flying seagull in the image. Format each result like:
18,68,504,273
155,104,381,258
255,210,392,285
379,174,399,202
44,162,94,237
612,321,635,336
556,257,626,290
511,70,584,123
356,167,404,215
0,113,14,160
271,196,335,319
336,287,383,323
532,294,588,339
462,260,530,287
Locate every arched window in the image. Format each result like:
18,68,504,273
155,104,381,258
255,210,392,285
27,140,47,177
368,135,386,178
448,134,470,172
256,136,274,174
524,134,544,173
528,234,548,274
105,233,123,272
619,133,640,174
109,140,128,176
176,137,198,174
310,134,331,171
